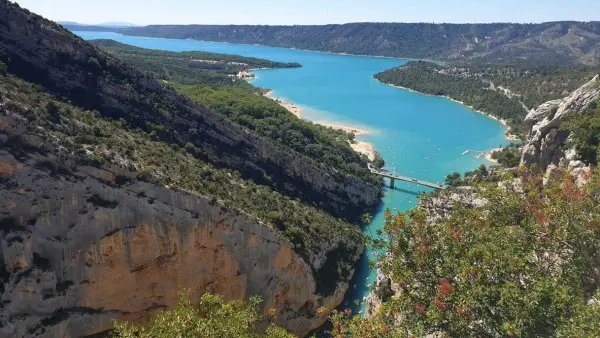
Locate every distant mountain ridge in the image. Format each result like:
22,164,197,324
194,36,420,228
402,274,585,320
69,21,600,65
59,21,137,28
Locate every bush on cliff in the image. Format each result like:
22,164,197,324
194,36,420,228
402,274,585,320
565,99,600,165
112,293,294,338
491,143,521,168
331,168,600,337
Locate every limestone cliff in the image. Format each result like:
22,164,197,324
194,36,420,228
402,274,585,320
0,2,373,335
521,75,600,170
0,112,358,337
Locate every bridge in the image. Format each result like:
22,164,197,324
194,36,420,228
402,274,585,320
368,164,446,190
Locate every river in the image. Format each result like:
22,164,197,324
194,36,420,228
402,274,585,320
76,31,509,318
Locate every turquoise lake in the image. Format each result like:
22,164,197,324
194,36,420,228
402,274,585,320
77,31,509,315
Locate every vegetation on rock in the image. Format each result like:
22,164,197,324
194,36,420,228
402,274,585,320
331,168,600,337
0,72,363,295
444,164,495,187
491,143,521,168
112,293,294,338
566,99,600,165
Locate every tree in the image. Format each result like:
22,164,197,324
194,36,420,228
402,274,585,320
87,56,102,74
45,101,61,122
491,143,521,168
332,168,600,337
372,152,385,168
566,99,600,165
361,213,373,225
112,293,295,338
444,172,462,187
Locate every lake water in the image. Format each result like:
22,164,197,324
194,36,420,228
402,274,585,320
76,31,509,317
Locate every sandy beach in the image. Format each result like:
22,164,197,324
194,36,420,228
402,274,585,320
351,140,376,161
263,90,376,160
264,90,303,118
485,148,502,163
385,83,521,141
314,121,370,136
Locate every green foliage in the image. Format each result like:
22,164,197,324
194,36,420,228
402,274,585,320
445,164,495,187
565,99,600,164
339,168,600,337
91,39,300,87
0,60,6,75
360,213,373,225
172,84,379,186
112,293,295,338
87,56,102,73
372,152,385,168
376,62,600,137
444,172,462,187
491,143,521,168
45,101,60,122
0,73,363,283
375,62,528,136
462,63,600,110
556,292,600,337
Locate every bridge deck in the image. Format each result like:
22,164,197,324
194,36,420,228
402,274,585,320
368,165,445,190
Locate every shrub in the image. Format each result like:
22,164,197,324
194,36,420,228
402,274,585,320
112,293,294,338
333,168,600,337
87,57,102,73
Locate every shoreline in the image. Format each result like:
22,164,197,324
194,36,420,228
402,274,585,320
383,82,521,142
114,31,430,63
485,148,501,163
262,90,376,160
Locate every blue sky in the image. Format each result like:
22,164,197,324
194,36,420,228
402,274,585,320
14,0,600,25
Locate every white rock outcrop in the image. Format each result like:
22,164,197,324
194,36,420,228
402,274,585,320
521,75,600,170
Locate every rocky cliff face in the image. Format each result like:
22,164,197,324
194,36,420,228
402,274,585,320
0,112,357,337
0,2,376,336
521,75,600,170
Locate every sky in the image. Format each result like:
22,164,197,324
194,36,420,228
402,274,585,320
14,0,600,26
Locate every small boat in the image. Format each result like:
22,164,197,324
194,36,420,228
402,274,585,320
461,150,470,155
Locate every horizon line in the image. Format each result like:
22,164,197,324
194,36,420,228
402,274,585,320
61,19,600,27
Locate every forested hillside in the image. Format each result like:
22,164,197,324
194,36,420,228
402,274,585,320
375,61,600,137
90,39,300,86
92,40,379,189
68,21,600,65
0,1,382,222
